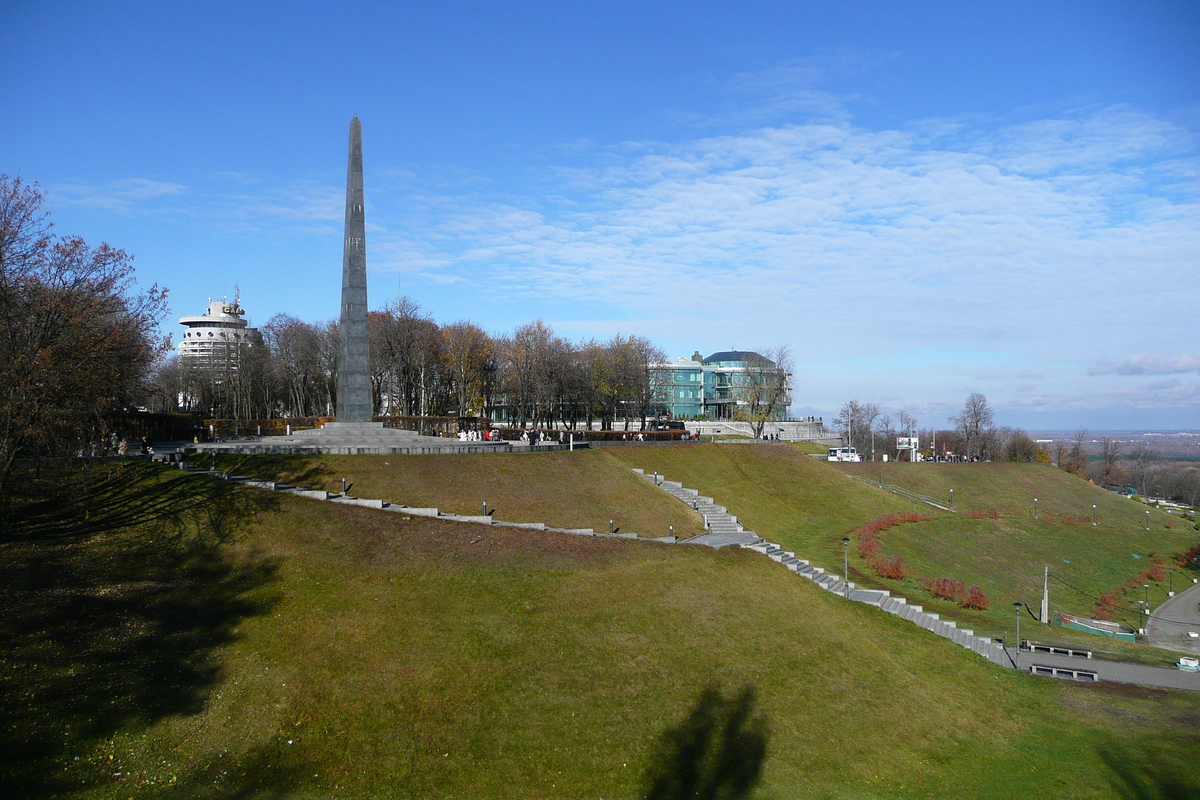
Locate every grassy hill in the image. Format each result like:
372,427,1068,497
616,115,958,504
4,458,1200,798
602,443,922,565
603,446,1200,660
198,449,706,540
827,462,1200,651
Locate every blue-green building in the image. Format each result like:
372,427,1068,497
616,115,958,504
651,350,791,421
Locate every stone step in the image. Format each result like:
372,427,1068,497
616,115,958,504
330,496,387,509
383,506,439,517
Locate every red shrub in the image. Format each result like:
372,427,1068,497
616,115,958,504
923,576,967,602
857,536,880,559
1144,564,1167,582
851,513,932,562
874,556,908,580
962,585,990,610
1094,588,1124,621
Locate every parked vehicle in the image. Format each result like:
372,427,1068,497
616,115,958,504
827,447,862,462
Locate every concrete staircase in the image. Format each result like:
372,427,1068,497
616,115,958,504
632,470,763,548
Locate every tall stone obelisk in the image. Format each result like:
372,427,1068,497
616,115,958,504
336,115,372,422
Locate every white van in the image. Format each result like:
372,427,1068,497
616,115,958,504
827,447,862,462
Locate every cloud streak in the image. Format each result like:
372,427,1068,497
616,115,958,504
1090,355,1200,376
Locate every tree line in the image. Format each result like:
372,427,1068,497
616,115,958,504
150,300,672,432
834,393,1049,463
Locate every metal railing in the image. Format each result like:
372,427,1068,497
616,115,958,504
848,474,952,510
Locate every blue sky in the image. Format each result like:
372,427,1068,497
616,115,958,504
3,1,1198,429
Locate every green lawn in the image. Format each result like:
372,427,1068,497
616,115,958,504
606,447,1200,665
4,461,1200,798
603,442,921,568
194,448,706,540
829,462,1200,644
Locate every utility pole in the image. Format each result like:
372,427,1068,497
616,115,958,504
1041,565,1049,624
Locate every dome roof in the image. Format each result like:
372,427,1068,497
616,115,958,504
703,350,771,365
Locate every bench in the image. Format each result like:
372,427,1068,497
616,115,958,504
1022,640,1092,659
1030,664,1099,682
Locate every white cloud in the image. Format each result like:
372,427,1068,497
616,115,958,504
1089,355,1200,376
52,177,188,211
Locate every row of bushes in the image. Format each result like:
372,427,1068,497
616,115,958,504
1094,559,1173,621
851,513,990,610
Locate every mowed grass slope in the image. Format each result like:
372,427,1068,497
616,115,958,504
8,465,1199,799
833,460,1179,526
825,462,1200,657
201,448,706,540
607,446,1200,663
603,443,920,568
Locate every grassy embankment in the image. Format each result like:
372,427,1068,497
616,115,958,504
831,461,1199,648
195,448,706,540
3,456,1199,798
604,445,1200,664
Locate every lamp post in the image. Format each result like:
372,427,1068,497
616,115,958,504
842,537,850,584
1013,602,1024,670
1143,583,1150,615
1033,498,1038,520
949,488,955,509
1092,504,1097,526
1169,568,1175,597
1146,510,1150,531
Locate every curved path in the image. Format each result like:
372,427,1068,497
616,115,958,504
1147,581,1200,656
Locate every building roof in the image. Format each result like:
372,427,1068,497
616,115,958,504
703,350,771,365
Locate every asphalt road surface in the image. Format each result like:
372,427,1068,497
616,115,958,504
1147,581,1200,657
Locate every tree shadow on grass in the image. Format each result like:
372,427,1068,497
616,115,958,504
190,453,335,493
1098,739,1200,800
641,682,769,800
0,464,285,797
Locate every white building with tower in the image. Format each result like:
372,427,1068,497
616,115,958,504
177,294,257,369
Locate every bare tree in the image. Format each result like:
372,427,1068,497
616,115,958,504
732,346,793,438
1061,428,1089,477
1129,445,1158,497
627,336,668,430
1098,437,1122,486
950,392,994,459
262,314,327,417
441,322,493,418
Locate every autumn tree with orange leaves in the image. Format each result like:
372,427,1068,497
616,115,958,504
0,176,168,492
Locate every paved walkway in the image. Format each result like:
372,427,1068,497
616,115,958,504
1147,581,1200,657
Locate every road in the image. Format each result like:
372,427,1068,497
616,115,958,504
1147,580,1200,657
